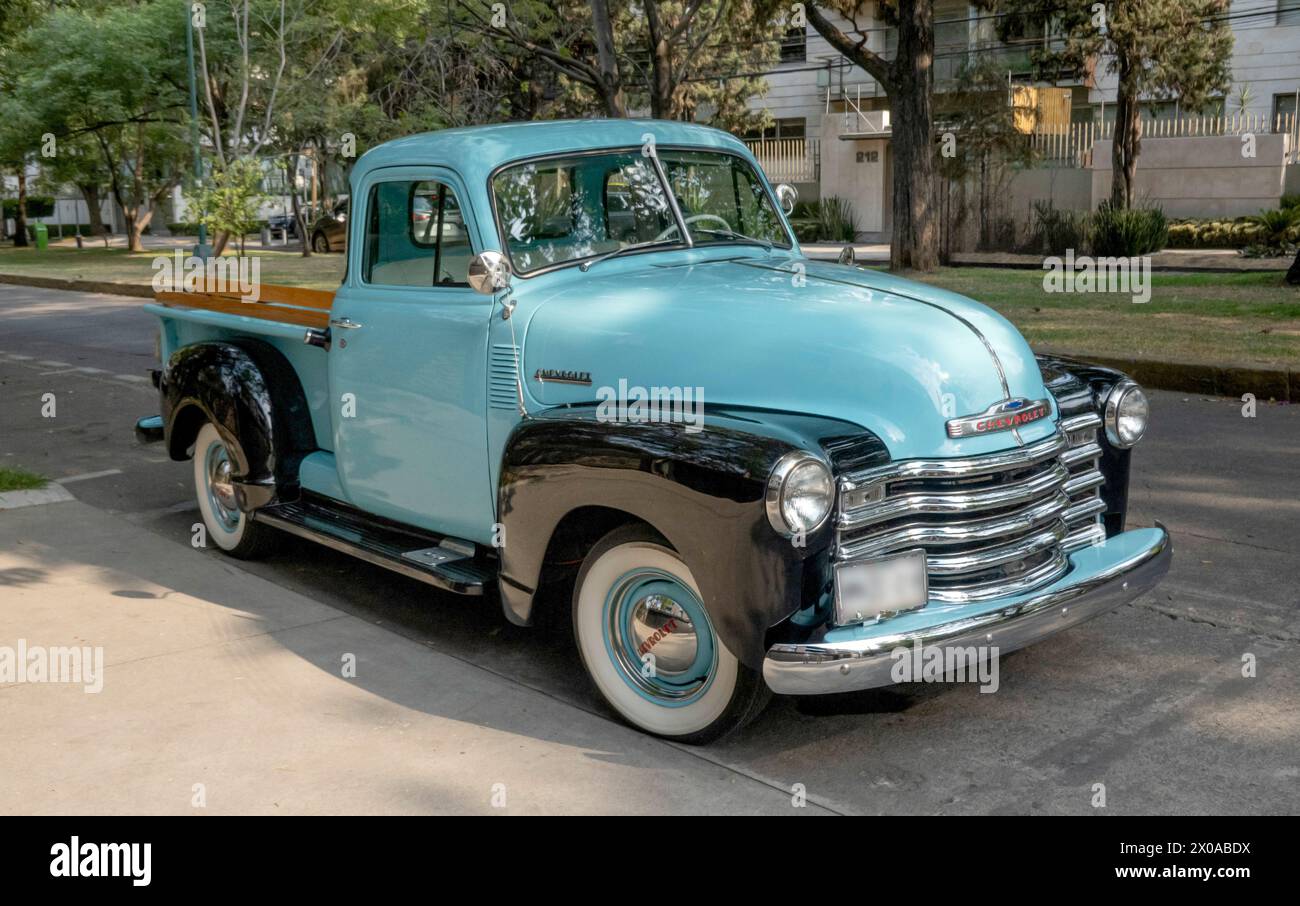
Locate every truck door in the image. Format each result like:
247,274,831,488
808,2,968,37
327,165,496,544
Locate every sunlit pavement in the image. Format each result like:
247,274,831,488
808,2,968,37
1,283,1297,815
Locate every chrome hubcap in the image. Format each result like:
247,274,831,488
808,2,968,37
204,440,240,532
603,568,716,705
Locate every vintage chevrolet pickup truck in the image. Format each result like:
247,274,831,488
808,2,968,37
138,119,1171,743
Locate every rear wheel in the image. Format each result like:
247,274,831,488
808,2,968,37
192,422,278,559
312,231,330,253
572,524,770,744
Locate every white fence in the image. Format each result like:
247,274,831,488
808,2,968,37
745,138,820,183
1032,112,1300,167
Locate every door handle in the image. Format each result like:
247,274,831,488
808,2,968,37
329,317,362,329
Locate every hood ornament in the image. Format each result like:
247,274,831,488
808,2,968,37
946,397,1051,438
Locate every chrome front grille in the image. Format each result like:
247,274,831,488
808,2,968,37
835,423,1106,607
1058,412,1107,551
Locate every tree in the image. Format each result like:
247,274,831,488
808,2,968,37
5,2,189,251
806,1,940,271
467,1,782,131
0,0,49,246
935,58,1037,252
986,0,1233,209
188,157,265,255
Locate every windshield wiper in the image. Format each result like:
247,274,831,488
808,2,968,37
692,228,773,251
579,237,681,272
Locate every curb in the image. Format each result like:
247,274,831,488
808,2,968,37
0,273,154,298
1,272,1294,402
1038,349,1296,403
0,484,75,511
944,256,1292,274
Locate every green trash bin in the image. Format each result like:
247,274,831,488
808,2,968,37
33,222,48,250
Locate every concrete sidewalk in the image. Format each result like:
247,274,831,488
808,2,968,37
0,500,819,815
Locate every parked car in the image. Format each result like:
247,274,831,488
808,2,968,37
138,120,1171,744
265,212,298,240
309,197,349,253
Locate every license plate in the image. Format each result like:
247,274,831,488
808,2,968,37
834,549,928,624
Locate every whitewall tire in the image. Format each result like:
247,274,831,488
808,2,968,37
572,524,769,744
193,422,277,559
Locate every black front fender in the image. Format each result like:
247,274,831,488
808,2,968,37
496,406,874,669
161,340,315,511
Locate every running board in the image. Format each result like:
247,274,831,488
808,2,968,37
253,494,495,595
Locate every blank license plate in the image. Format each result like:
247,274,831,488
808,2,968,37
834,549,928,624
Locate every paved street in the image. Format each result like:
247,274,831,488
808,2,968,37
1,283,1297,815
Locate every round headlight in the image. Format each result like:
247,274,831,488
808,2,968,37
766,452,833,537
1105,380,1149,448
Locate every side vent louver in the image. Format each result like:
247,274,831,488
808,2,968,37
490,344,520,411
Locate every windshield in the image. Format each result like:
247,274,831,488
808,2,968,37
491,148,790,275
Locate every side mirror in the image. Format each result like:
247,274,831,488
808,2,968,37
837,245,856,266
775,183,798,216
468,250,512,296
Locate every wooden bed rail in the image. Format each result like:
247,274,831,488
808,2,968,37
155,284,335,330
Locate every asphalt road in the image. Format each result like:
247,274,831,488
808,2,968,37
2,283,1297,815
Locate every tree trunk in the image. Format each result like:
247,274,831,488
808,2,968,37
588,0,627,116
14,168,29,247
125,206,152,253
288,153,311,257
78,184,105,241
1110,59,1141,209
888,0,939,271
1285,247,1300,286
643,1,674,118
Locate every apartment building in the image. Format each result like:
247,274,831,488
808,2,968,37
744,1,1300,240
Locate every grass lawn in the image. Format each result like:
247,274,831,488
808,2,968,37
3,246,1297,368
917,268,1300,369
0,466,48,492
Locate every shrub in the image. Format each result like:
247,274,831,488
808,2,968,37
1028,201,1089,255
790,196,857,242
1089,201,1168,257
1280,194,1300,212
1245,206,1300,250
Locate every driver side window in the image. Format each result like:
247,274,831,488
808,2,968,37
363,179,471,287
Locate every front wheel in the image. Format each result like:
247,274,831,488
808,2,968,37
192,422,278,559
311,231,330,253
572,525,770,744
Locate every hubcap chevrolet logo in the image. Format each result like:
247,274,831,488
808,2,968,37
946,397,1052,438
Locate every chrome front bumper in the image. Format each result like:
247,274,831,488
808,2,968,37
763,526,1172,696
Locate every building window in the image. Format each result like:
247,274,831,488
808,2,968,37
780,26,806,63
1274,93,1298,132
1279,1,1300,26
743,118,806,142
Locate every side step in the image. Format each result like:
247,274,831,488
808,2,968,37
253,494,495,595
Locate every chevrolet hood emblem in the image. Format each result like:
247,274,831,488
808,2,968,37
946,397,1052,438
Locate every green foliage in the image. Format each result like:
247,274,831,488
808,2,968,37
3,195,52,219
187,159,266,249
1280,195,1300,212
0,466,47,492
1028,201,1090,255
1166,218,1268,249
791,196,857,242
1090,201,1168,257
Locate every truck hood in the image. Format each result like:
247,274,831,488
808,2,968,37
518,256,1057,459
